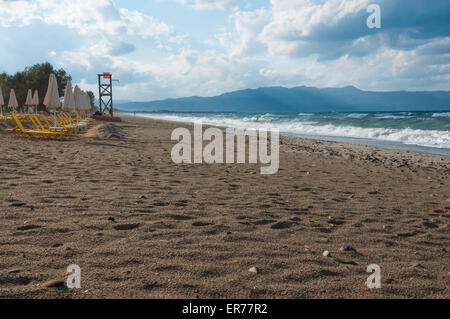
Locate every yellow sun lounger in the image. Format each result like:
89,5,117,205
0,115,12,122
59,113,86,131
8,113,63,138
40,114,74,134
51,114,78,132
28,114,70,134
63,113,87,130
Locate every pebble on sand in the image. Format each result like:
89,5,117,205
42,280,65,288
248,267,259,274
340,245,355,252
323,250,330,257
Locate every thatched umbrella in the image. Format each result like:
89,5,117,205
32,90,39,114
43,74,60,126
8,89,18,112
62,81,75,112
25,89,33,113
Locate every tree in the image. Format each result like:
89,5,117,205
0,62,72,112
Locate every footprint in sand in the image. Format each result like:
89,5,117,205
192,221,211,227
0,276,33,286
270,221,296,229
16,224,41,231
167,214,193,221
252,219,277,225
113,223,140,230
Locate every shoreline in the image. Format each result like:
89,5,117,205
122,112,450,157
0,115,448,298
120,113,449,173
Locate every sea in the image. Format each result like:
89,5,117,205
132,111,450,156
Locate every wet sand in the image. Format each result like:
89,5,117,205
0,115,448,298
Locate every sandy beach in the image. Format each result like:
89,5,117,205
0,115,448,299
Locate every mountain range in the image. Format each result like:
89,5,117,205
115,86,450,113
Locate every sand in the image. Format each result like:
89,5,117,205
0,115,448,299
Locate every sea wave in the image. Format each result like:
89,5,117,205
136,113,450,149
432,112,450,118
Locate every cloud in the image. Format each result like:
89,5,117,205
0,0,172,38
109,41,136,56
176,0,236,10
254,0,450,60
1,0,449,101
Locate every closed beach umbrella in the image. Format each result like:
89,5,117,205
25,89,33,113
62,81,75,112
43,74,60,111
43,74,60,125
81,91,88,118
0,87,4,115
32,90,39,113
73,85,80,111
84,92,89,111
25,89,33,106
81,91,87,116
8,89,19,111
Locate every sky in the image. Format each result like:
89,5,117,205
0,0,449,101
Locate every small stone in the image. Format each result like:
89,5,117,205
323,250,330,257
248,267,259,274
42,280,65,288
315,237,330,243
320,289,326,294
94,232,104,236
140,195,147,199
411,262,424,268
226,232,232,235
58,203,66,207
108,217,116,222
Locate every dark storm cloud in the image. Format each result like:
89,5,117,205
285,0,450,60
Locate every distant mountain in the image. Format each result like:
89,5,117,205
115,86,450,113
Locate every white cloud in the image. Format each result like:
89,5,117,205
0,0,172,38
176,0,236,10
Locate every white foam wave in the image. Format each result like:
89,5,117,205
432,112,450,118
136,113,450,149
345,113,368,119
